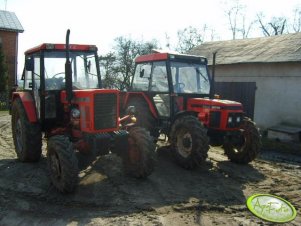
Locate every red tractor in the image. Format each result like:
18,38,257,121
10,30,155,193
121,50,261,169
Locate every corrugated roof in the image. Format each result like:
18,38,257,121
0,10,24,33
189,33,301,65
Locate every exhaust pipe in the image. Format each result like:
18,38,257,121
65,29,73,104
210,51,217,99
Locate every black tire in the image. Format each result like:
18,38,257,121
127,97,159,139
11,98,42,162
223,117,261,164
47,135,79,193
170,115,209,169
123,127,156,178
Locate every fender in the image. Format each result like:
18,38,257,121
12,92,38,123
123,92,158,119
173,111,198,123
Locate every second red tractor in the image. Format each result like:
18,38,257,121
121,50,261,169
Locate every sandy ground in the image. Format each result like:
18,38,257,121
0,111,300,226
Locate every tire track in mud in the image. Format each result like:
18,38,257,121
0,113,301,225
0,117,15,160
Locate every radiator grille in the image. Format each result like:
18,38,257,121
94,93,117,130
209,111,221,128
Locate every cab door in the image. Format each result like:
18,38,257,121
149,61,170,117
24,56,41,120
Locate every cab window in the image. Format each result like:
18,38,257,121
150,61,168,92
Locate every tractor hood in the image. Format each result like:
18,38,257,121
187,98,243,110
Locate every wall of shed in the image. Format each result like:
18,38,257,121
0,30,18,90
210,62,301,129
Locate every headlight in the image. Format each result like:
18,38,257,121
71,108,80,118
236,117,241,123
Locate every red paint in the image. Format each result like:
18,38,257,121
61,89,120,133
25,43,97,54
12,92,37,122
135,53,168,63
187,98,243,131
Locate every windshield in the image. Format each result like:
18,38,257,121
44,51,99,90
170,62,210,94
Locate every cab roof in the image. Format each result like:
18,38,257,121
135,51,207,63
25,43,98,55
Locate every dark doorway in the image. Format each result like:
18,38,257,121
215,82,256,119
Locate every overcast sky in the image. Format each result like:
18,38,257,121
1,0,300,76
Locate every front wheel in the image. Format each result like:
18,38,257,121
223,117,261,164
47,135,79,193
123,127,156,178
170,115,209,169
11,98,42,162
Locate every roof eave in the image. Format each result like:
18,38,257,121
0,28,24,33
207,60,301,66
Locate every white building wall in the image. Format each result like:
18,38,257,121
211,62,301,129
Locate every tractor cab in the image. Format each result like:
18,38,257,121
129,51,243,130
132,52,210,95
131,52,210,119
22,43,101,124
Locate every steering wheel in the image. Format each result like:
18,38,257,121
52,72,65,78
45,77,65,90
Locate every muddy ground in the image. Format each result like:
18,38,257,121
0,112,300,226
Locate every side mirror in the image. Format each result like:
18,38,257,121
25,58,34,71
87,60,91,73
139,69,145,78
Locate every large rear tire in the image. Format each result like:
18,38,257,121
223,117,261,164
47,135,79,193
11,98,42,162
123,127,156,178
127,97,159,139
170,115,209,169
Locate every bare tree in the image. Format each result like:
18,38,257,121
164,33,171,49
239,16,255,39
99,52,117,89
100,37,159,90
223,0,255,39
292,7,301,32
176,25,208,53
225,0,241,39
257,13,288,36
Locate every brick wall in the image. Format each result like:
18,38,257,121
0,30,18,90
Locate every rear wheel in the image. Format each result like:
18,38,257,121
127,97,159,139
223,117,261,164
170,115,209,169
11,98,42,162
47,135,79,193
123,127,156,178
